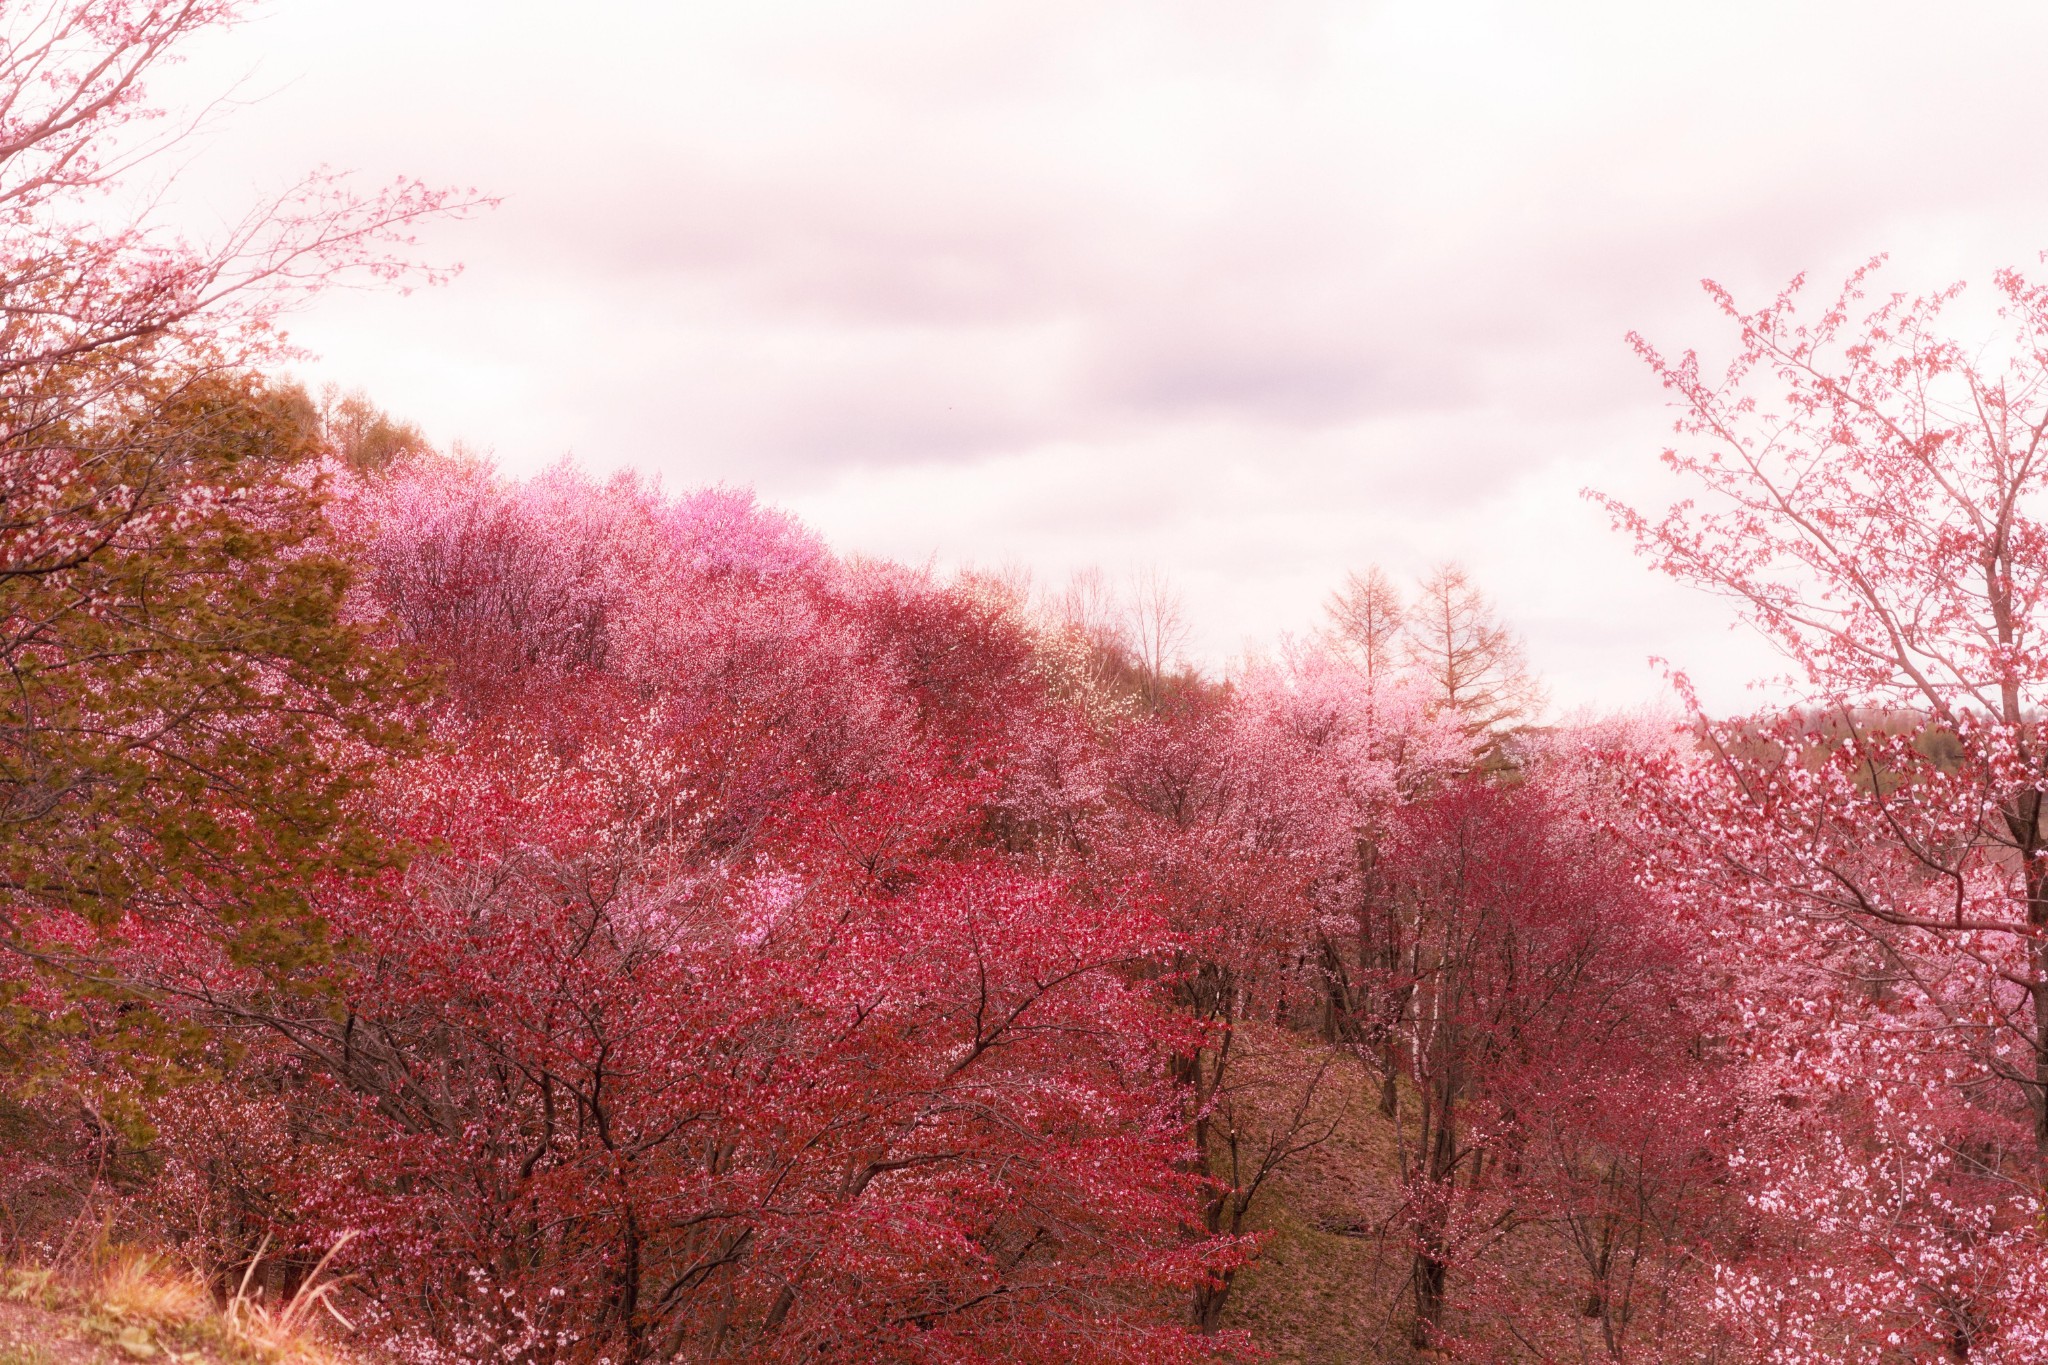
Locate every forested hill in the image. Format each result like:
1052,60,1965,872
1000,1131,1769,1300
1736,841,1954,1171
9,429,1712,1361
13,4,2048,1364
2,425,2033,1363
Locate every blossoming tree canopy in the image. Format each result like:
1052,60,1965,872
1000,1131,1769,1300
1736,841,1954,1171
1593,259,2048,1359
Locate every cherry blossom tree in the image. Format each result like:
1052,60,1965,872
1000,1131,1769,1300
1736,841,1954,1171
1374,774,1690,1351
1597,258,2048,1357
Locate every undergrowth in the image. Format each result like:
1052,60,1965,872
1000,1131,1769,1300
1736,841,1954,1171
1,1235,361,1364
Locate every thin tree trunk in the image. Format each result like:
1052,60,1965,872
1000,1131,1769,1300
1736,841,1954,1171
1408,1096,1457,1350
2011,787,2048,1183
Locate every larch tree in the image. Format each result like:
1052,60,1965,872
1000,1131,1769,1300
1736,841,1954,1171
1325,565,1407,685
315,384,433,472
1403,563,1542,737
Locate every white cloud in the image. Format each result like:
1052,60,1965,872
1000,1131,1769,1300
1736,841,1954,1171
144,0,2048,712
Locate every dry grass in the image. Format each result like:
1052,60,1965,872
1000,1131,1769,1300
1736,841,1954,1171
0,1237,365,1365
93,1254,211,1330
218,1235,358,1364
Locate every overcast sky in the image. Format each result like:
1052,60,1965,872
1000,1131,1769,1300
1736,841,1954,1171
150,0,2048,713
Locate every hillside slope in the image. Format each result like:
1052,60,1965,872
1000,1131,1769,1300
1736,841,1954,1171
1212,1025,1684,1364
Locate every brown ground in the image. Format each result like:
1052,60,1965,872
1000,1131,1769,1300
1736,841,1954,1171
0,1293,184,1363
1209,1025,1426,1363
1208,1024,1641,1364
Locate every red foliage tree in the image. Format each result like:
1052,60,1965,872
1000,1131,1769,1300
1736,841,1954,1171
137,462,1245,1364
1373,772,1703,1355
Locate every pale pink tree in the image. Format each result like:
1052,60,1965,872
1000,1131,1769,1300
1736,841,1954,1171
1598,258,2048,1355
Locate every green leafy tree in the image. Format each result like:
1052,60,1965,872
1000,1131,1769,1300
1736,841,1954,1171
0,372,425,1117
0,0,464,1121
